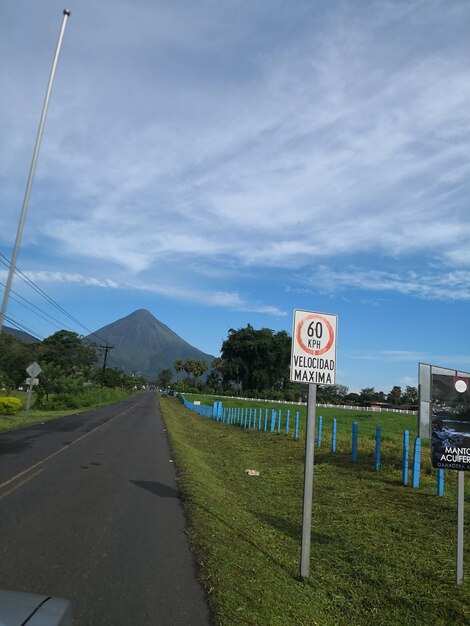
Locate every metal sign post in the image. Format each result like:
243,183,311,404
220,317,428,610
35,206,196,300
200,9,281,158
300,383,316,578
25,362,42,420
290,309,338,579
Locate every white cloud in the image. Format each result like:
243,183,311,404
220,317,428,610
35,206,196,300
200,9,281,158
305,266,470,301
2,0,470,302
0,269,119,289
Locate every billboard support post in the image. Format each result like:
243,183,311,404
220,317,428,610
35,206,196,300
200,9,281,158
457,471,465,586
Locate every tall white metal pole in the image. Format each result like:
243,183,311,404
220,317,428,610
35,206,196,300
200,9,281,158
0,9,71,334
300,382,316,578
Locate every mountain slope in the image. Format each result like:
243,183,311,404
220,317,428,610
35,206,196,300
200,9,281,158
86,309,214,379
3,326,40,344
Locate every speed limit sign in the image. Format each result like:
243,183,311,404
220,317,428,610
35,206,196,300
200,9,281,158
290,309,338,385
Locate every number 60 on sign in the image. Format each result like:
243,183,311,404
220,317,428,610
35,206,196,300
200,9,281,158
290,310,338,385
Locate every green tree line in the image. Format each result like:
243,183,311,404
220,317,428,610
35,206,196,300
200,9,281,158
0,330,147,409
158,324,418,407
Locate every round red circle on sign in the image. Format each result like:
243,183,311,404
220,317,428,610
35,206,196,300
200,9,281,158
296,314,334,356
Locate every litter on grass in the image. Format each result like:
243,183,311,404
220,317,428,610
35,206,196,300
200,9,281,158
245,469,260,476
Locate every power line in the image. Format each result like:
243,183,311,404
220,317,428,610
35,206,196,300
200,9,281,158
0,253,110,344
3,314,45,340
0,254,129,366
0,280,75,334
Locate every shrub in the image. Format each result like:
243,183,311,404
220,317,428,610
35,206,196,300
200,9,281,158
0,397,22,415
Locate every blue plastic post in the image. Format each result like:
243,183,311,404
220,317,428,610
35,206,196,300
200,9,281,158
212,402,217,420
271,410,276,433
352,422,358,462
402,430,410,485
277,409,281,434
285,410,290,436
375,426,381,471
244,409,248,429
264,409,268,432
331,418,337,452
437,468,444,496
248,408,252,429
412,437,421,488
294,411,299,441
253,408,257,430
258,410,262,430
317,415,323,447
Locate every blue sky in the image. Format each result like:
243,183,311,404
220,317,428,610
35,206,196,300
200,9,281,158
1,0,470,392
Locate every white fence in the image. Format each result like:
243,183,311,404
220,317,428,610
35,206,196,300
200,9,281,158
193,393,417,415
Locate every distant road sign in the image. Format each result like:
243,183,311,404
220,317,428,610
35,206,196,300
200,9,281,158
290,310,337,385
26,362,42,378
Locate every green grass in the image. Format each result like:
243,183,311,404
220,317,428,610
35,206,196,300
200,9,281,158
160,395,470,626
0,388,139,433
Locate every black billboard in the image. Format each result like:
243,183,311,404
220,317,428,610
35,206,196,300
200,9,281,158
431,374,470,471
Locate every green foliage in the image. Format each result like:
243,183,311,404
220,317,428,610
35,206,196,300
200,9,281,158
36,362,85,404
96,367,136,389
0,332,39,387
221,324,291,392
403,385,418,404
387,385,403,406
0,396,21,415
36,385,134,411
157,368,173,388
174,358,208,379
316,383,349,404
358,387,386,403
39,330,97,376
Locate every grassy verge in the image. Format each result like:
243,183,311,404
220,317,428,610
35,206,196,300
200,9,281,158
160,395,470,626
0,388,139,433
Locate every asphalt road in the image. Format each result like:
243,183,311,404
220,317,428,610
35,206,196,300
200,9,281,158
0,392,211,625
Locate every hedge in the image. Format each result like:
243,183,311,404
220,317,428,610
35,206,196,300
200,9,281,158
0,397,22,415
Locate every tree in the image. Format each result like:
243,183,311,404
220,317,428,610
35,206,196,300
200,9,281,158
205,370,222,390
157,368,173,389
39,331,97,377
220,325,291,392
358,387,385,404
402,385,418,405
0,332,37,388
173,358,208,381
317,384,349,404
387,385,402,406
174,359,184,375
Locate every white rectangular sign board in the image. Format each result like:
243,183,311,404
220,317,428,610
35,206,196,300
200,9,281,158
290,309,338,385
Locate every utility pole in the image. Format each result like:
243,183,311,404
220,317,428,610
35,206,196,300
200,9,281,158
0,10,71,334
100,342,114,385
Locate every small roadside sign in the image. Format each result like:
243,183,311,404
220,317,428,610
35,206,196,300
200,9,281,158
24,362,42,421
290,310,338,385
26,362,42,378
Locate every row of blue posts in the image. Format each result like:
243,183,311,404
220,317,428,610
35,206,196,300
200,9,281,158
209,400,301,441
183,396,445,496
315,415,442,494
